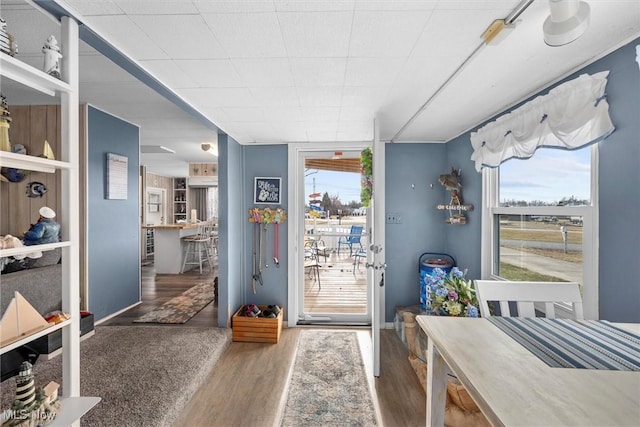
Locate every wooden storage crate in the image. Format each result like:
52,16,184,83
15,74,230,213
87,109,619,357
232,305,283,343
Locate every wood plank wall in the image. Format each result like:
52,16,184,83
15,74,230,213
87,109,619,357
1,105,63,237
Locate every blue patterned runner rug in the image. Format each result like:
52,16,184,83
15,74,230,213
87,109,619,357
487,317,640,371
280,330,379,426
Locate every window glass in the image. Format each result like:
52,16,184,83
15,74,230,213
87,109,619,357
499,148,591,207
496,214,583,285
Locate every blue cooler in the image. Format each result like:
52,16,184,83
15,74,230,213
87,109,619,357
419,253,455,311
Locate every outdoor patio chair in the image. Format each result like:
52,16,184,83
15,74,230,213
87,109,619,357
474,280,584,319
304,240,321,289
337,225,364,257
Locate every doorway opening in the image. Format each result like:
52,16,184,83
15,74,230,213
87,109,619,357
299,151,370,324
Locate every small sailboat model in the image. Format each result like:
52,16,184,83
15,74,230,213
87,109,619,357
0,291,52,347
40,139,55,160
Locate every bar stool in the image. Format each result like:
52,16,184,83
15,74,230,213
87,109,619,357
181,222,213,274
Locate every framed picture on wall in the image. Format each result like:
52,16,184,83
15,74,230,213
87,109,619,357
254,177,281,205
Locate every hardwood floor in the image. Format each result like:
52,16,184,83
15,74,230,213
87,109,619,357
104,261,425,426
100,263,218,327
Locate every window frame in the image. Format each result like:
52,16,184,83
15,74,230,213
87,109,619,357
480,144,599,319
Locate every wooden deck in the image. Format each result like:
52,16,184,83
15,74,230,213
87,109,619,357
304,250,368,314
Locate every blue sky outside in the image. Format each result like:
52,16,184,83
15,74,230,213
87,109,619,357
499,146,591,203
305,170,361,205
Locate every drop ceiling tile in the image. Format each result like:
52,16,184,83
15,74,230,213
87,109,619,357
289,58,347,86
341,86,390,107
301,107,341,122
412,9,500,57
221,107,266,122
274,0,355,12
355,0,438,11
337,120,373,133
131,14,227,59
138,59,200,89
83,15,169,60
202,12,287,58
61,0,122,16
249,87,300,107
436,1,518,11
112,0,199,15
307,129,338,142
344,58,404,86
194,1,275,13
233,58,294,87
173,59,243,87
339,107,374,121
180,87,257,108
305,121,338,133
297,86,343,107
349,10,432,58
278,11,353,58
336,129,372,141
261,107,304,122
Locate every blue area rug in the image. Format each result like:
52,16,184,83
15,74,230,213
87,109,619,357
280,330,378,426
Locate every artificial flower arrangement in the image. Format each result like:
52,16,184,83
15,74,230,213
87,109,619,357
360,147,372,207
425,267,480,317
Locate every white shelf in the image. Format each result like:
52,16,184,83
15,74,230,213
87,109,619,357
1,15,96,424
49,397,102,427
0,319,70,355
0,396,101,427
0,150,72,173
0,241,70,258
0,53,71,96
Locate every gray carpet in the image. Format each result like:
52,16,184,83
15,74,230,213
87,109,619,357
280,330,378,426
1,325,231,427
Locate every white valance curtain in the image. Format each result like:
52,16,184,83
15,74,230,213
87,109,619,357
470,71,614,172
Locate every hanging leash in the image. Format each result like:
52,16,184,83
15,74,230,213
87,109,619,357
251,220,258,294
273,221,279,268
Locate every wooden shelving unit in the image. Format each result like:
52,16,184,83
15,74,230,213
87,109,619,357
173,177,188,222
0,16,99,425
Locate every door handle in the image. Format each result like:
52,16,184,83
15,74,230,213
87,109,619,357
365,262,386,270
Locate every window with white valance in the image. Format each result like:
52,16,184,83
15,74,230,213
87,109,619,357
470,71,614,172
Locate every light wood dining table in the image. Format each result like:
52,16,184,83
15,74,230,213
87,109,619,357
416,316,640,427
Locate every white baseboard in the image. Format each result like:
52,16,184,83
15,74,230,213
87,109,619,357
95,301,142,325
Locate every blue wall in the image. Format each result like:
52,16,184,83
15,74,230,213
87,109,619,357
444,137,482,281
218,134,244,327
242,145,288,308
87,106,140,321
384,143,447,320
588,39,639,322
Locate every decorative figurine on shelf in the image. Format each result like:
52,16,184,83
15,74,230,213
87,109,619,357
1,144,30,183
0,93,12,152
42,35,62,79
436,167,474,225
0,16,18,57
1,361,60,427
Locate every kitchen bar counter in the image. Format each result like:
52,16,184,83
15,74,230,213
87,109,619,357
143,223,199,274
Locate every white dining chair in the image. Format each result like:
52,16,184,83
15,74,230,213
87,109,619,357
474,280,584,319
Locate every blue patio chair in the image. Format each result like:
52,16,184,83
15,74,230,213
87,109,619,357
337,225,364,257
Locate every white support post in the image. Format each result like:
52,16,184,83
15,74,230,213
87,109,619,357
60,15,81,399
